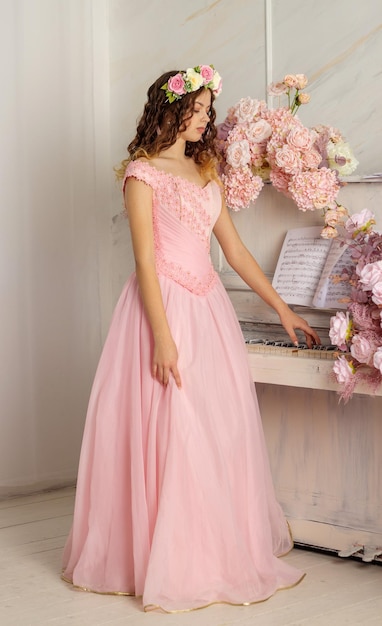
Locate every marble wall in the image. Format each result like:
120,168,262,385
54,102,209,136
109,0,382,305
269,0,382,177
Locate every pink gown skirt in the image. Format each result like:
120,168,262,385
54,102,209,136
62,271,304,612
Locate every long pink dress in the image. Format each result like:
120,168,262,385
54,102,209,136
62,160,304,612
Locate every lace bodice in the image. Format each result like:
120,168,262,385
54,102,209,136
123,161,222,295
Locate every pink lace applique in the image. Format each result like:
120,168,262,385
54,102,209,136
124,161,219,295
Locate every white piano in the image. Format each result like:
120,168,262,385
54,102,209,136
213,182,382,564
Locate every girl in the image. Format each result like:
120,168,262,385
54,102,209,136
62,65,319,612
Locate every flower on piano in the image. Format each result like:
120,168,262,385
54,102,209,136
216,73,358,232
329,210,382,400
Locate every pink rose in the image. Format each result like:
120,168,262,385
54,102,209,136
284,74,299,88
267,81,289,96
374,347,382,373
246,120,272,143
199,65,214,84
372,281,382,305
297,92,310,104
358,261,382,291
167,73,186,96
321,225,338,239
226,140,251,168
324,209,343,226
295,74,308,89
333,356,355,385
287,126,315,151
275,145,301,173
301,149,322,169
350,333,376,365
345,208,376,237
329,311,352,349
233,97,261,123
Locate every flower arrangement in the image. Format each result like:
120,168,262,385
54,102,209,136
161,65,222,103
216,73,358,231
329,209,382,401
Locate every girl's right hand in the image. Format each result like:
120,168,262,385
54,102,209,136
152,336,182,389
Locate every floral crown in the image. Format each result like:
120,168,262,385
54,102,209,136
161,65,222,104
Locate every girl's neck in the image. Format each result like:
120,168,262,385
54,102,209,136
158,138,188,162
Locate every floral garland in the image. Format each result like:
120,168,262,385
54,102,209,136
217,74,382,401
161,65,222,104
329,209,382,401
216,73,358,238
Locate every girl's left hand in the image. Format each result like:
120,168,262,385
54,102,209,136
278,306,321,348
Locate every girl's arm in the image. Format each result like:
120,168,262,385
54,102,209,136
124,177,181,388
213,197,320,347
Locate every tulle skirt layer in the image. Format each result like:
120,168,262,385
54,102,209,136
62,273,304,611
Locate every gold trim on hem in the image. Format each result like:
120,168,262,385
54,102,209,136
61,573,136,597
143,573,306,614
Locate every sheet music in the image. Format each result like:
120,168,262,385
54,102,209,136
272,226,350,308
312,241,352,309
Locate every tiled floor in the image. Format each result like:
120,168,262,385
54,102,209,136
1,487,381,625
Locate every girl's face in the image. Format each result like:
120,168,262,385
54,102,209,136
179,89,212,143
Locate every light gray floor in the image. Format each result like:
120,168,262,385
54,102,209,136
1,487,381,625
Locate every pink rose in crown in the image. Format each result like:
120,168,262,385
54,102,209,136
167,73,186,96
199,65,214,84
329,311,352,350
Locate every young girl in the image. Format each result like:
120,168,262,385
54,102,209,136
62,65,320,613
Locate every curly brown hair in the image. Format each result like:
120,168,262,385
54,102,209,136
115,70,220,181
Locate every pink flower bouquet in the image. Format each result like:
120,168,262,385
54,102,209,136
216,74,358,225
329,210,382,401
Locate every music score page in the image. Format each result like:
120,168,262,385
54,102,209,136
272,226,351,309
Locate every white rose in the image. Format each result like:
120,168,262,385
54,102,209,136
185,68,204,90
210,70,222,92
327,140,359,176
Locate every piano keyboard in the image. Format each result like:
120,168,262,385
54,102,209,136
244,340,338,360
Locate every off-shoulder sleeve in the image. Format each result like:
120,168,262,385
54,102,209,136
122,160,157,194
